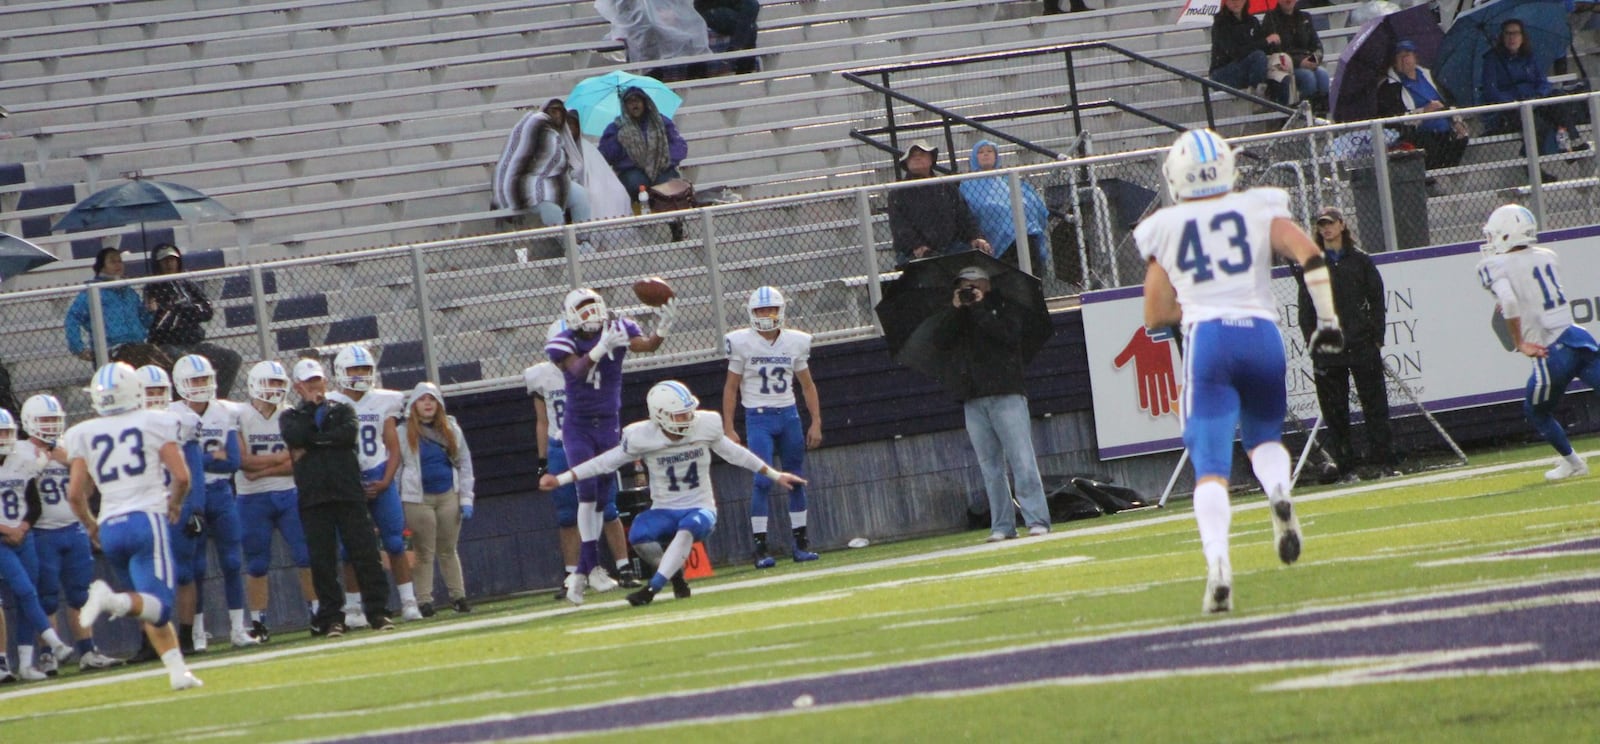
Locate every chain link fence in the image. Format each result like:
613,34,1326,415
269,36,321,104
7,92,1599,424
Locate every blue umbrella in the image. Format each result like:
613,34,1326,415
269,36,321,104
0,232,57,284
1330,4,1446,122
52,178,233,259
565,71,682,137
1435,0,1572,107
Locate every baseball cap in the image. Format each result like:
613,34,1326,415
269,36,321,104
1395,40,1418,54
152,244,181,262
1315,207,1344,224
292,358,325,382
955,266,989,283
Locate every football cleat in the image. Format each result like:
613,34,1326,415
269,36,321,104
191,627,208,654
418,602,437,617
617,566,643,588
1203,558,1233,614
564,571,588,606
626,586,657,606
792,549,819,563
249,620,271,644
401,601,424,621
52,645,77,666
588,567,619,593
230,629,260,648
0,669,16,684
451,598,471,614
19,666,48,682
372,616,396,632
1270,497,1302,566
79,651,124,671
754,551,776,569
80,580,116,626
170,671,204,691
37,653,57,677
1545,457,1589,481
670,573,692,600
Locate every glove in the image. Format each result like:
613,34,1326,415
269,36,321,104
535,457,548,479
654,300,676,338
1309,319,1346,355
185,513,205,537
461,504,474,520
587,321,629,362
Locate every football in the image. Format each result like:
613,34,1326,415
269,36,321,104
632,277,675,307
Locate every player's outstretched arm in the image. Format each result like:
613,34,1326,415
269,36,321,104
1142,259,1181,329
545,444,633,490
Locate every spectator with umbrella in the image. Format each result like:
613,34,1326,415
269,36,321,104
143,243,242,398
1480,18,1587,155
1379,40,1471,174
597,86,689,199
888,141,990,269
873,252,1055,542
63,248,153,365
1329,3,1445,123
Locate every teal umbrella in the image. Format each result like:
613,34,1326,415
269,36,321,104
51,177,233,261
565,71,682,137
0,232,57,284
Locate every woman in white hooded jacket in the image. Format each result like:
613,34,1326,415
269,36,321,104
397,382,476,615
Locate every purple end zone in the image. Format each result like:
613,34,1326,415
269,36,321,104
1500,537,1600,556
332,575,1600,743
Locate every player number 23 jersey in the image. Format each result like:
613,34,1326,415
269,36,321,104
1134,188,1290,324
64,409,179,521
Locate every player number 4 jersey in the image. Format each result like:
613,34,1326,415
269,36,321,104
1134,188,1291,324
725,328,812,409
1476,247,1577,349
63,409,180,521
329,389,404,471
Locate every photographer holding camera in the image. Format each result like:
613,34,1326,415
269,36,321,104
145,244,241,398
939,266,1052,542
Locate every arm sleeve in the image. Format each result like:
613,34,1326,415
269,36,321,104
567,444,634,482
64,293,89,354
451,418,476,507
204,430,242,474
23,481,41,526
1489,277,1521,321
314,404,360,448
665,118,688,166
710,435,770,474
1293,269,1315,342
1365,257,1386,344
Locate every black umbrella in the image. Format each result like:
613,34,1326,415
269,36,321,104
0,232,57,284
874,250,1053,385
1330,4,1446,122
51,178,234,255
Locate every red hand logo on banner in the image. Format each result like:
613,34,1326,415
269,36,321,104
1113,327,1179,418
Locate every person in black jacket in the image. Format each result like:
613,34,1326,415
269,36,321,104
888,141,991,268
1292,208,1398,478
143,244,241,398
279,358,392,636
1261,0,1329,113
935,266,1052,542
1209,0,1286,104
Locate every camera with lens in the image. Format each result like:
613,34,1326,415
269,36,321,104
956,286,981,305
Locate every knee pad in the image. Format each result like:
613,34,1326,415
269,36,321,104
246,554,271,578
381,531,406,555
66,585,89,611
553,488,579,527
602,500,620,522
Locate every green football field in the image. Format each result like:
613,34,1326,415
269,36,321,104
4,439,1598,743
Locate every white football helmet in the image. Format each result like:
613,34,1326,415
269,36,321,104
247,360,291,406
0,408,16,456
1163,128,1237,201
135,365,173,410
173,354,217,402
1482,204,1538,256
21,394,66,442
747,286,786,333
88,362,143,417
563,288,607,334
334,345,378,392
647,380,699,437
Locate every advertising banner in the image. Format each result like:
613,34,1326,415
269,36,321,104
1080,227,1600,459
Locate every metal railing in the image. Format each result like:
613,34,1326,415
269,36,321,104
7,91,1598,420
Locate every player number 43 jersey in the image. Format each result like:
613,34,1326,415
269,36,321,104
725,328,812,409
1133,188,1291,324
